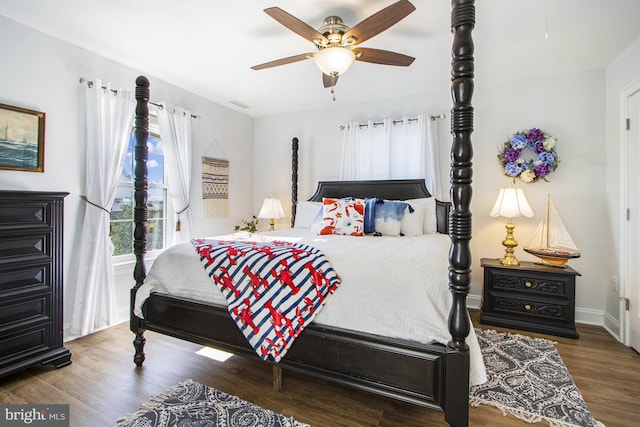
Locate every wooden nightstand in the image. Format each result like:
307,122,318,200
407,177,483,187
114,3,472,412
480,257,580,338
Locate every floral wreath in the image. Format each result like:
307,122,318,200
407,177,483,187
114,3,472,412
498,128,559,183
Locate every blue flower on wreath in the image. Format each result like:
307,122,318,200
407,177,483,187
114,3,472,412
498,128,559,183
504,162,523,177
538,151,556,164
510,134,527,150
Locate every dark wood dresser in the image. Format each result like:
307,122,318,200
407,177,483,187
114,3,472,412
480,257,580,338
0,190,72,378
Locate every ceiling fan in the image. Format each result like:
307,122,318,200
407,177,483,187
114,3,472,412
251,0,416,91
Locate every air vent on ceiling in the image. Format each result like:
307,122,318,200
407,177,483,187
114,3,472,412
230,100,250,109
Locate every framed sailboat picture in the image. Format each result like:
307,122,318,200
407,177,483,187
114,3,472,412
0,103,45,172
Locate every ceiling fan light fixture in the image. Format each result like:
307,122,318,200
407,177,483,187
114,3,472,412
314,47,356,76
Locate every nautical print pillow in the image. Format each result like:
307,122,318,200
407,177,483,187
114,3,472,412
318,197,365,236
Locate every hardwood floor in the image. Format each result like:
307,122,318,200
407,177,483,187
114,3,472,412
1,310,638,426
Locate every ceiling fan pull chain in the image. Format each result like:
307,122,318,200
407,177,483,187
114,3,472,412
331,74,337,101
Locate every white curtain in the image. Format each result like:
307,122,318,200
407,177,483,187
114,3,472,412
339,113,442,199
157,102,193,244
70,79,135,336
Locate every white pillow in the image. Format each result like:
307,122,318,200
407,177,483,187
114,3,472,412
400,203,426,236
404,198,438,234
293,201,323,229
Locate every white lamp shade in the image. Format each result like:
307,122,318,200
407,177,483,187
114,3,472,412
490,188,534,219
258,197,285,219
314,47,356,76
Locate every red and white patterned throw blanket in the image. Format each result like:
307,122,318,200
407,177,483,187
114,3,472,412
192,237,341,362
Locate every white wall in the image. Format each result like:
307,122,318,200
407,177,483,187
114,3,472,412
605,36,640,338
253,88,452,229
255,68,609,326
473,70,607,325
0,16,255,336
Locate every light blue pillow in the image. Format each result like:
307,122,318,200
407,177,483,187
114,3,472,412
374,200,410,236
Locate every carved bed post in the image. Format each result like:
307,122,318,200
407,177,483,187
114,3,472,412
449,0,475,350
130,75,150,367
291,137,299,228
445,1,474,425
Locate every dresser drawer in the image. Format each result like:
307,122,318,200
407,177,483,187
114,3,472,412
0,325,53,365
0,293,51,332
0,263,51,294
0,232,52,265
0,200,52,229
487,269,568,296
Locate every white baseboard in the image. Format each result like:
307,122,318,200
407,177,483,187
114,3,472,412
602,311,621,341
467,294,482,310
63,315,129,343
575,307,604,326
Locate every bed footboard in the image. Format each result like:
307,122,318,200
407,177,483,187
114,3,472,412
137,293,457,412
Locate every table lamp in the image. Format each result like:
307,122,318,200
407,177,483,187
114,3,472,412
258,197,285,231
490,188,534,266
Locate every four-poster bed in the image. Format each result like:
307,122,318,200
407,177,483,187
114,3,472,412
129,1,475,425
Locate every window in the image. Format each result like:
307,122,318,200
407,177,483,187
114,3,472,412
111,114,171,258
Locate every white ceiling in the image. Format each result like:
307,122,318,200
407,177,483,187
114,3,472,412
2,0,640,117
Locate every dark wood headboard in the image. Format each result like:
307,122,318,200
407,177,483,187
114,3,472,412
306,179,450,234
309,179,430,200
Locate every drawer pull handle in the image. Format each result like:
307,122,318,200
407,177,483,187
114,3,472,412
525,281,532,288
524,304,532,311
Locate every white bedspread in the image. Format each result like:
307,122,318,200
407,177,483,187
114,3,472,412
134,230,487,386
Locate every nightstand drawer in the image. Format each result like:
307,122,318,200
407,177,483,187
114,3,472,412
486,291,571,322
488,270,567,296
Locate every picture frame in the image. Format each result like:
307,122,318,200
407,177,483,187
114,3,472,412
0,103,45,172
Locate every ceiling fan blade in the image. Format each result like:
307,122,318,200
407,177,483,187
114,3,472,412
264,7,329,45
251,53,312,70
342,0,416,46
353,48,415,66
322,73,339,88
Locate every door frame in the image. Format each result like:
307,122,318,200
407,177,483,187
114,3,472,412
620,77,640,346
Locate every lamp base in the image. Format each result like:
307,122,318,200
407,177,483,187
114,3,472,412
499,219,520,266
499,254,520,266
269,218,275,231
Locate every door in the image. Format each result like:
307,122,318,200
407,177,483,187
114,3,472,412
627,88,640,352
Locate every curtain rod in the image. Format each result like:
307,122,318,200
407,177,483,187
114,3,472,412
339,113,445,130
78,77,201,120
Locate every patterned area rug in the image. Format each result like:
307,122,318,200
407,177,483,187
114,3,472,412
116,379,309,427
471,329,604,427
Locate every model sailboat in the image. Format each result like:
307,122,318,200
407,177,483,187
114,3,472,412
524,194,581,267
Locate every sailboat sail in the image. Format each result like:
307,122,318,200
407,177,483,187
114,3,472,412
525,195,580,265
529,197,579,253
